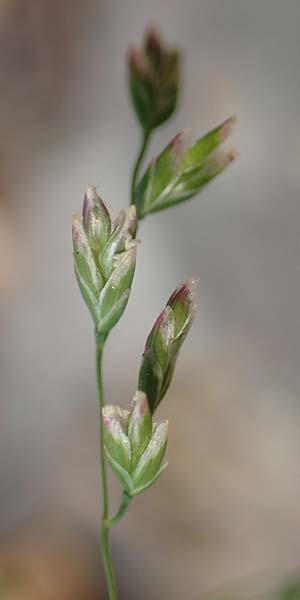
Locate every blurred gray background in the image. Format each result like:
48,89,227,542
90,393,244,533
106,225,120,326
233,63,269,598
0,0,300,598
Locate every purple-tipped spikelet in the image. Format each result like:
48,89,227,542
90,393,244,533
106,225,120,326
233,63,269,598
134,116,237,218
138,279,197,413
73,187,138,334
167,279,197,341
82,186,111,252
128,28,179,131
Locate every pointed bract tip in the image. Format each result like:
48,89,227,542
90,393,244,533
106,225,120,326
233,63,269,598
72,214,85,247
168,277,197,309
170,129,190,160
128,47,152,78
86,184,98,200
117,243,137,267
228,148,239,162
102,413,112,431
84,185,107,210
185,277,198,313
116,205,137,236
128,203,137,221
145,26,163,52
82,194,91,223
82,185,111,250
131,391,149,419
102,405,129,434
102,404,117,429
145,25,162,41
72,212,81,229
152,420,168,448
213,148,238,170
219,115,237,142
185,277,198,300
126,205,138,237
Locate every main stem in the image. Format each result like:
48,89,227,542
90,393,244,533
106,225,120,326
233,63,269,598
130,129,151,205
95,331,117,600
95,126,149,598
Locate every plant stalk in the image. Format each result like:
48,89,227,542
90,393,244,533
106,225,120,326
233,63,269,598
111,491,132,525
95,330,117,600
130,129,151,205
100,519,117,600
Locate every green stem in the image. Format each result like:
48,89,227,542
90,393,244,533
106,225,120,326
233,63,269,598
100,519,117,600
130,129,151,205
95,330,117,600
95,331,109,517
110,491,132,525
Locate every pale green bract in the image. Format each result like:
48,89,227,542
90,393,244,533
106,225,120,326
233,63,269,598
102,391,168,496
134,116,237,218
72,186,138,335
138,279,197,413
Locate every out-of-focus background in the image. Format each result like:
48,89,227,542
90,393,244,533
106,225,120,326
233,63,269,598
1,0,300,598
